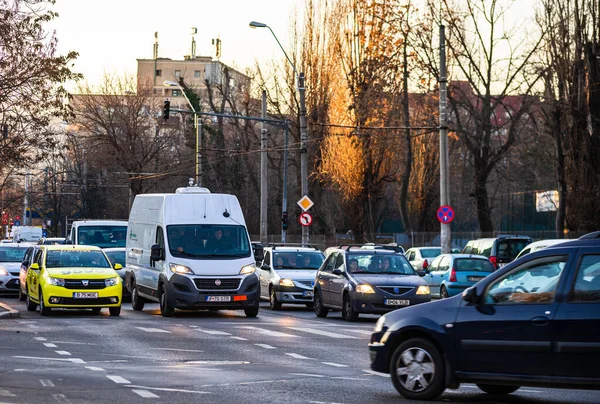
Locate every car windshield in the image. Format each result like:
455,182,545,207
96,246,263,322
420,248,441,258
273,252,324,269
45,250,111,268
167,224,251,258
0,246,27,262
454,258,494,272
78,226,127,248
105,251,125,266
347,253,415,275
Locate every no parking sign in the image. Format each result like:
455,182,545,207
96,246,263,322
437,205,455,224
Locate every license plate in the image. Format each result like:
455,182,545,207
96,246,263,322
468,276,484,282
73,292,98,299
384,299,410,306
303,291,314,298
206,295,231,302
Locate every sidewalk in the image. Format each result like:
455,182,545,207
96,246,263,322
0,301,19,319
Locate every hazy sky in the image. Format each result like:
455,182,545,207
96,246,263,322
48,0,299,87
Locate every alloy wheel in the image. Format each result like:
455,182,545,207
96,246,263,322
395,347,436,393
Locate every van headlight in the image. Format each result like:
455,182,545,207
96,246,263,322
170,263,194,274
356,284,376,293
416,285,431,295
105,277,120,287
239,265,256,275
48,277,65,287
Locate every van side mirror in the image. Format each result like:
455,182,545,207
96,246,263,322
462,286,480,304
30,263,40,270
150,244,164,262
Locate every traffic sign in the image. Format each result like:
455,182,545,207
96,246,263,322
1,212,8,225
299,212,313,227
14,220,20,226
437,205,455,224
296,195,314,212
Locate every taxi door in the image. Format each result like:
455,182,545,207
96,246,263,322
27,249,44,301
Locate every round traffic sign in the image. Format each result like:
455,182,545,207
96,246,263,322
299,212,313,227
436,205,455,224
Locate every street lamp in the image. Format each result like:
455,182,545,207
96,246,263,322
250,20,309,246
163,80,202,186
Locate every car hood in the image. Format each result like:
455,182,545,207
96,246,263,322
275,269,317,280
46,267,118,279
0,262,22,271
353,274,426,287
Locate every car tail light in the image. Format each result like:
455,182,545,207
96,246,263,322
490,256,497,269
422,260,429,270
449,266,457,282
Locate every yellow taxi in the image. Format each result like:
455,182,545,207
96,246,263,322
25,245,123,316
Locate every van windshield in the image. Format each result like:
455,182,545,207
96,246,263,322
78,226,127,248
167,225,251,259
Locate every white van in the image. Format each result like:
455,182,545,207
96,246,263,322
125,187,260,317
11,226,42,242
68,220,128,248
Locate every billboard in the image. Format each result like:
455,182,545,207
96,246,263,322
536,190,559,212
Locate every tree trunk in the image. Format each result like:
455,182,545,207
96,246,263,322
474,168,494,233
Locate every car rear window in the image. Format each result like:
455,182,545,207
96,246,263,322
455,258,494,272
497,239,531,260
421,248,441,258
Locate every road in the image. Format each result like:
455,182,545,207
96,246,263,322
0,298,599,404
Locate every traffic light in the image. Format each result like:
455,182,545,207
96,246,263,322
282,211,289,230
1,212,8,225
163,100,170,120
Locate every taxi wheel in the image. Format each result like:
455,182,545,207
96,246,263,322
109,307,121,317
440,286,449,299
314,290,329,318
269,287,282,310
39,289,51,316
342,294,359,321
477,384,520,395
19,286,27,301
26,293,37,312
131,281,145,311
159,284,174,317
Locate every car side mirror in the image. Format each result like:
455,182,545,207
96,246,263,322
114,263,123,270
30,263,40,270
150,244,165,261
332,268,344,276
416,270,426,277
22,260,28,267
261,265,271,271
462,286,480,304
253,245,264,262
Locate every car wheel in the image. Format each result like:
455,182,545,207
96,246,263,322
390,338,445,400
91,308,102,313
269,287,282,310
131,281,145,311
109,306,121,317
26,293,37,312
314,290,328,318
19,285,27,301
159,284,174,317
39,289,51,316
477,384,520,395
244,305,259,318
440,286,449,299
342,293,359,321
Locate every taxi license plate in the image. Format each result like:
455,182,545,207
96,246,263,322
206,296,231,302
384,299,410,306
73,292,98,299
303,291,314,298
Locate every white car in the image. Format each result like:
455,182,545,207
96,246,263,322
0,243,29,295
405,247,442,271
515,239,571,260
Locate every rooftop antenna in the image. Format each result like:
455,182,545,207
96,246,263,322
212,37,221,60
191,27,197,59
153,32,159,86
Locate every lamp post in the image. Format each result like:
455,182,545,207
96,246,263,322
163,80,202,186
250,21,309,246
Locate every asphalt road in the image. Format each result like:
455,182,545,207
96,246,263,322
1,298,599,404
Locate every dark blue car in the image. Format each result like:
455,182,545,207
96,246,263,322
369,236,600,400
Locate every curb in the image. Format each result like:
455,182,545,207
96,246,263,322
0,302,20,319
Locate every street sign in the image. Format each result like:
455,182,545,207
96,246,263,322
14,220,20,226
296,195,314,212
299,212,313,227
437,205,455,224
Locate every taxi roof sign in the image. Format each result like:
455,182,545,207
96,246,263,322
296,195,314,212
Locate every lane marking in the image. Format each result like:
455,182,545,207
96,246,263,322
342,329,372,335
185,361,250,365
230,336,248,341
14,356,78,363
55,351,71,356
132,389,159,398
106,375,130,384
0,388,16,397
287,327,358,339
332,376,367,380
255,343,276,349
135,327,171,333
237,326,299,338
289,373,326,378
362,369,390,377
35,337,47,341
53,393,72,403
69,358,85,364
44,343,57,348
151,348,203,353
322,362,349,368
126,385,210,395
285,353,313,359
194,329,231,336
85,366,105,371
40,379,55,387
50,341,98,346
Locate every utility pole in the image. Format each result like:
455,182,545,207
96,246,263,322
299,73,309,246
281,122,289,243
23,169,29,226
439,25,452,254
260,90,268,244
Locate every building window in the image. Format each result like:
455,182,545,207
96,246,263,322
194,70,201,78
155,69,162,76
172,89,182,97
175,70,181,78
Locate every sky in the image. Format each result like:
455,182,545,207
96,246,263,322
48,0,300,88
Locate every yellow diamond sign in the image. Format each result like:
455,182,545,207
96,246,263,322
297,195,314,212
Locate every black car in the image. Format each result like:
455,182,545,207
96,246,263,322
369,237,600,400
313,248,431,321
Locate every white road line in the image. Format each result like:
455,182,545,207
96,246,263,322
40,379,55,387
321,362,349,368
0,388,16,397
285,353,313,359
43,343,57,348
255,343,276,349
106,375,131,384
13,356,76,363
53,393,72,403
332,376,367,380
237,326,299,338
362,369,390,377
230,336,248,341
85,366,105,371
342,329,372,335
126,385,211,394
69,358,85,364
287,327,359,339
151,348,203,353
194,329,231,336
50,341,98,346
55,351,71,356
132,389,159,398
135,327,172,333
35,337,47,341
289,373,326,378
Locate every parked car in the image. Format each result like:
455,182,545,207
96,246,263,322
25,245,123,316
19,245,41,301
37,237,66,245
462,235,532,269
103,247,129,298
515,239,570,260
259,245,325,309
0,243,29,295
313,247,430,321
405,247,442,271
369,238,600,400
422,254,494,298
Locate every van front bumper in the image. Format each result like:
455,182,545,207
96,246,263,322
166,273,260,310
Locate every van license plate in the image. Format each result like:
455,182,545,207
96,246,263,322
73,292,98,299
206,296,231,302
385,299,410,306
